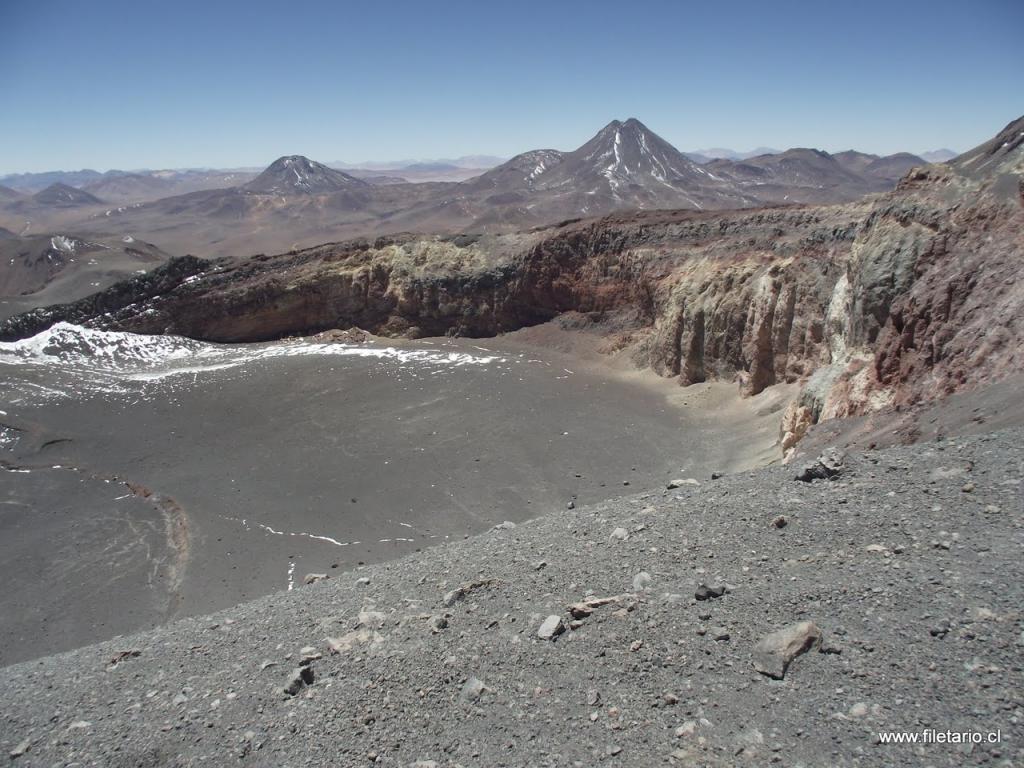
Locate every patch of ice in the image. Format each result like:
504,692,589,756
50,235,75,253
0,323,509,403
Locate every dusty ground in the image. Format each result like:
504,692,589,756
0,424,1019,767
0,323,785,665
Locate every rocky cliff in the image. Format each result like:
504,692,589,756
3,117,1021,452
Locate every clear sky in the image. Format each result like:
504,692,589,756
1,0,1021,174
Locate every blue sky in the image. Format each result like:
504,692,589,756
1,0,1021,173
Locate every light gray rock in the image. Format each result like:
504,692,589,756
632,571,653,591
10,739,30,759
537,615,565,640
460,676,488,702
356,609,387,630
795,448,844,482
752,621,822,679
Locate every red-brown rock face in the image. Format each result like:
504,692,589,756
3,118,1021,451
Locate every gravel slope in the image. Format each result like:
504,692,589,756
1,428,1021,767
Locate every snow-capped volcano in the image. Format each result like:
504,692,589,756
457,118,755,222
243,155,369,195
541,118,729,198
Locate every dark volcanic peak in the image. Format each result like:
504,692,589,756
0,184,24,202
950,114,1024,179
862,152,926,180
243,155,369,195
463,149,565,192
833,150,880,175
548,117,713,194
31,183,104,206
452,117,755,221
704,148,888,204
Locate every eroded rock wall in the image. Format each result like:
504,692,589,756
2,119,1021,453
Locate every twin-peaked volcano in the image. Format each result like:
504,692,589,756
243,155,369,195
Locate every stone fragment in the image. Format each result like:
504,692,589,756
694,584,726,601
538,615,565,640
108,649,141,667
929,619,951,638
442,579,495,607
752,621,822,679
676,721,697,738
633,571,653,591
326,629,383,654
568,594,624,619
356,609,387,630
611,527,629,541
303,573,329,585
10,739,30,759
282,666,314,696
460,676,488,702
795,448,844,482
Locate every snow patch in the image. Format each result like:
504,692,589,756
0,323,509,402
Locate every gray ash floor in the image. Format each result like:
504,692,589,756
0,427,1021,767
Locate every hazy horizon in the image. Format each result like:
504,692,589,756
1,0,1022,175
0,132,971,179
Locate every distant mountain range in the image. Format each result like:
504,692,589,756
0,118,954,269
332,155,507,171
1,142,956,198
